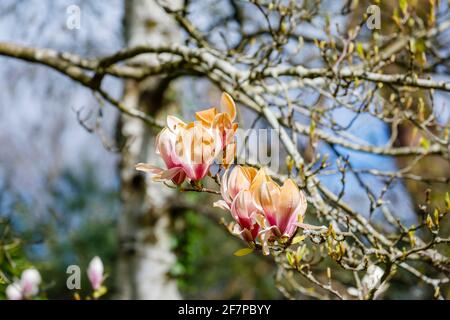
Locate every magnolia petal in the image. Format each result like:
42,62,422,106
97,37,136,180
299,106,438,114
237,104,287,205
213,199,230,211
220,168,232,204
230,190,251,222
256,181,280,220
249,167,270,196
222,143,236,168
285,190,307,237
257,227,277,256
158,167,185,180
20,269,41,297
156,128,181,168
195,107,217,126
212,112,232,128
227,166,251,200
231,223,253,242
175,126,194,164
167,115,186,132
277,179,302,234
212,114,233,146
254,212,268,229
242,166,258,182
280,179,301,214
223,123,238,144
172,170,187,185
87,256,104,291
230,225,251,242
183,163,210,181
220,92,236,121
230,190,260,239
135,163,163,174
6,283,23,300
212,127,224,159
232,223,244,236
230,213,258,243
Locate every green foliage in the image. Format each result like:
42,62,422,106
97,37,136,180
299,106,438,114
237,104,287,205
174,207,281,299
233,248,254,257
1,163,120,299
0,219,37,299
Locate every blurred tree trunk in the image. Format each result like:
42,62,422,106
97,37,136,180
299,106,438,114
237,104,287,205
116,0,181,299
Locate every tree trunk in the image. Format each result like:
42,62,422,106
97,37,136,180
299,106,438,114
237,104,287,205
116,0,181,300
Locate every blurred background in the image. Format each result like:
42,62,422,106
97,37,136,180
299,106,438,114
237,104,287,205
0,0,449,299
0,0,282,299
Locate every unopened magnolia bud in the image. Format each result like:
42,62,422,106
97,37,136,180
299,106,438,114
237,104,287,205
87,256,104,291
20,268,41,297
6,284,23,300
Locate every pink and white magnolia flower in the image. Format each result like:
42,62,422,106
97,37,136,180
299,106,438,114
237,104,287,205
195,92,238,150
6,268,42,300
135,116,187,185
253,176,307,239
215,165,258,209
136,94,234,182
229,190,261,242
215,166,308,250
6,283,23,300
214,166,260,242
87,256,104,291
174,120,223,181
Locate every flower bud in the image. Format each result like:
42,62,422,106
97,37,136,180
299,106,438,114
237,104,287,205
87,256,104,291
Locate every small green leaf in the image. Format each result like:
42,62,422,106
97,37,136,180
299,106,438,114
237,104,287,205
408,227,416,247
399,0,408,15
356,42,365,59
233,247,254,257
291,235,306,245
433,208,440,226
415,39,426,54
93,286,107,299
309,119,316,138
409,39,416,54
425,215,434,229
286,251,295,266
419,137,430,150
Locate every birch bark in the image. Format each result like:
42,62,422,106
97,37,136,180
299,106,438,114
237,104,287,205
116,0,181,299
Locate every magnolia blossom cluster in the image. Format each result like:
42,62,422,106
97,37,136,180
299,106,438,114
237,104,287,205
214,166,307,254
136,92,307,254
6,268,41,300
136,92,238,183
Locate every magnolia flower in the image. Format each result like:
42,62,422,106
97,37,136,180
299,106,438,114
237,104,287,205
215,165,257,209
174,121,222,181
195,92,238,167
6,283,23,300
230,190,260,242
136,95,233,182
135,117,187,185
195,92,238,148
214,166,260,242
252,170,307,239
21,269,42,297
87,256,104,291
6,268,42,300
